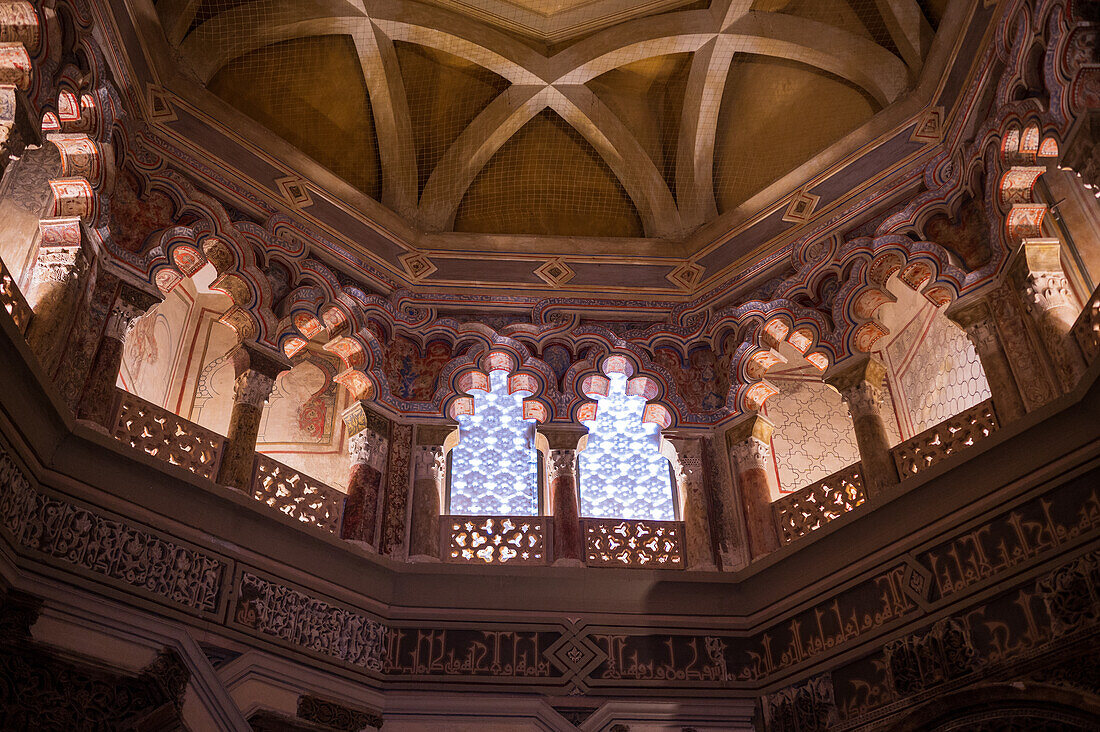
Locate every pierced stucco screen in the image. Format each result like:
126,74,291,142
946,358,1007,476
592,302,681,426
579,373,674,520
448,369,539,515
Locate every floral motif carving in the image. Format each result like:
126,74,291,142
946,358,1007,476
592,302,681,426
548,448,577,482
729,438,770,472
582,518,684,568
1036,550,1100,637
413,444,445,481
380,422,412,556
31,244,85,284
348,428,387,471
251,454,344,534
297,695,383,731
772,462,865,544
233,368,276,407
891,398,998,477
883,617,980,695
840,380,886,418
445,516,547,564
103,299,146,342
234,572,386,671
762,673,837,732
0,445,224,613
111,390,224,480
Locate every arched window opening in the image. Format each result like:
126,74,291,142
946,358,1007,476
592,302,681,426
579,371,675,520
763,339,865,495
448,368,540,515
876,274,991,437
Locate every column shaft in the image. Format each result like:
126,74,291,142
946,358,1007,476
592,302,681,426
214,343,288,492
24,221,87,375
340,429,388,548
408,445,445,560
669,436,717,571
827,358,898,498
549,449,583,566
730,438,780,559
76,282,158,429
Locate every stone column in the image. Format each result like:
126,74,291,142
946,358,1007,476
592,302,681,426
666,435,717,571
24,218,87,374
947,297,1027,424
538,426,588,567
1014,240,1088,391
76,281,159,430
408,424,454,561
726,414,780,560
339,401,390,550
214,342,289,492
826,357,898,498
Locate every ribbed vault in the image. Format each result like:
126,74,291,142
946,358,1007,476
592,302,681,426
155,0,941,240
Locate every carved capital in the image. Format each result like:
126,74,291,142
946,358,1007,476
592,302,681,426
947,297,999,352
729,437,770,472
1025,270,1076,314
827,356,888,419
233,369,275,407
349,429,388,471
414,444,445,482
548,448,577,482
31,244,85,285
103,300,145,342
843,379,886,418
667,437,704,489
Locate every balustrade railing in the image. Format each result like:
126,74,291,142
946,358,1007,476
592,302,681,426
581,518,684,568
891,399,998,478
110,390,224,480
0,256,31,335
444,515,548,564
1072,284,1100,365
772,463,866,545
250,454,344,534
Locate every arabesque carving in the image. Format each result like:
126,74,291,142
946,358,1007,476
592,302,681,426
891,399,998,477
111,390,224,480
772,462,865,545
251,454,343,534
582,518,684,568
445,515,547,564
234,571,386,671
0,445,224,614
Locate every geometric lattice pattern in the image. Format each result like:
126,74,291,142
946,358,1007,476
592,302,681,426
449,369,539,515
892,399,999,478
884,300,991,437
772,462,866,545
445,515,547,564
765,378,861,493
582,518,684,568
579,373,674,520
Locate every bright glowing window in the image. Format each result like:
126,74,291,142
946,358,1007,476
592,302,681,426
579,372,675,520
447,369,539,515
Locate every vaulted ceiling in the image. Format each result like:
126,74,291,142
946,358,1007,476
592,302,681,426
151,0,947,244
